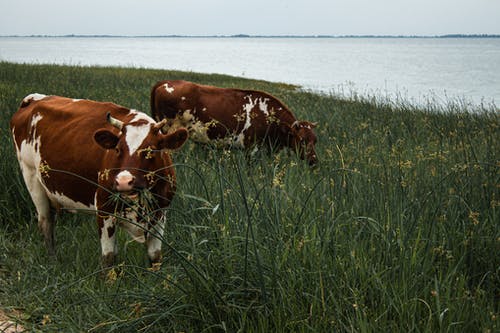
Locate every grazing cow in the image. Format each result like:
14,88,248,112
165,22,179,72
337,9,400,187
10,94,188,267
150,80,318,165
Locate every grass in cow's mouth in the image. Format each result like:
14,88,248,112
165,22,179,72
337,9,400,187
107,188,158,215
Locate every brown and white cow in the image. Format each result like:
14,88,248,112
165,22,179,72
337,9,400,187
10,93,188,267
150,80,318,165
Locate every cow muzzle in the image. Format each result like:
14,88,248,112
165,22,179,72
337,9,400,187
308,154,318,167
114,170,139,199
306,146,318,167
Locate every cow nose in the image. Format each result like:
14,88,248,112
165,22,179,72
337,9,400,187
115,171,135,192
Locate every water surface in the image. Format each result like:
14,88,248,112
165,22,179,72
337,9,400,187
1,37,499,106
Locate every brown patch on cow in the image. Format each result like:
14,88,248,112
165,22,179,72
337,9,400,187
107,225,115,238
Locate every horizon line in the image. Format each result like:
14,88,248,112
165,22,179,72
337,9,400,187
1,33,500,38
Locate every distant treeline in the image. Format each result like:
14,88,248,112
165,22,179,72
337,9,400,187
2,34,500,38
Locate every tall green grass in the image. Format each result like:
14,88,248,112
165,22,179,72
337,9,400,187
0,61,498,332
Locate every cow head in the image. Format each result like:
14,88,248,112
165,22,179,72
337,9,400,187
93,113,188,200
287,120,318,166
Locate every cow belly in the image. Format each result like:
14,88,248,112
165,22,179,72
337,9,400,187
118,209,147,243
190,125,246,148
45,190,94,213
15,137,94,213
165,112,247,148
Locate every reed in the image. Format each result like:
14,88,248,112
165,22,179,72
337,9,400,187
0,61,498,332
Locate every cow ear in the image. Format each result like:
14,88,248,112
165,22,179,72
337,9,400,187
158,128,188,150
94,129,119,149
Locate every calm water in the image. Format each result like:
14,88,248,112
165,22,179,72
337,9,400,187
1,37,499,106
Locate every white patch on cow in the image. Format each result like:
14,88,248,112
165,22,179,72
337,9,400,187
30,112,43,129
258,97,270,116
125,124,150,155
14,134,52,226
95,194,146,247
224,95,258,148
233,133,246,148
72,99,82,102
181,96,186,101
242,95,256,132
163,83,175,94
23,93,47,104
16,133,42,174
118,209,147,243
46,190,94,212
124,111,155,155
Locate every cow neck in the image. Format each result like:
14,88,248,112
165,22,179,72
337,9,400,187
276,106,297,128
270,106,296,148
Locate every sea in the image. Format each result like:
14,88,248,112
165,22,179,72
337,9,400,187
1,36,499,107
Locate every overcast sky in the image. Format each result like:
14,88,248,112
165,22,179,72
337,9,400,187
1,0,499,36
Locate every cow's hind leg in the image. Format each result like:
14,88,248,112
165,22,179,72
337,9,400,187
21,166,56,255
39,209,56,256
37,207,56,256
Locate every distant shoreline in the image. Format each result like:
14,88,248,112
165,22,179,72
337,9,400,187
1,34,499,38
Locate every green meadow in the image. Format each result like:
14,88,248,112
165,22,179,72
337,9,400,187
0,61,498,332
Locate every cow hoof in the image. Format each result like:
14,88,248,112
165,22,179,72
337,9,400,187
148,250,162,267
148,262,162,272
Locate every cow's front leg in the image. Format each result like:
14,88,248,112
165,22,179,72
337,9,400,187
97,215,118,268
146,214,166,266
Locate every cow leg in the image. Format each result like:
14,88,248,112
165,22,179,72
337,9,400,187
98,215,118,267
20,165,55,255
146,214,166,265
38,209,56,256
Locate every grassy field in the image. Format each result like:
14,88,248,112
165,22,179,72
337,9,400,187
0,61,498,332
